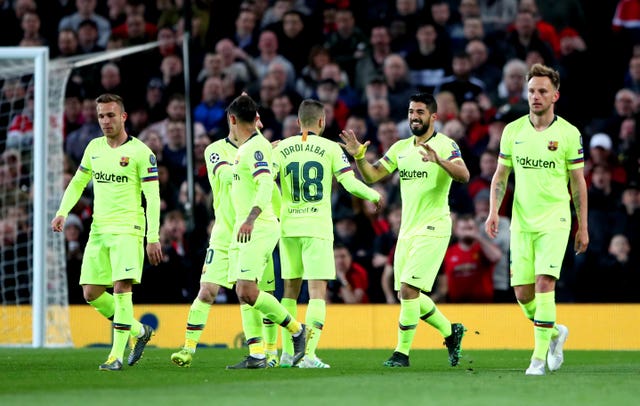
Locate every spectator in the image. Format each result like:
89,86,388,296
556,27,590,127
193,76,226,138
324,8,367,83
6,90,34,150
375,119,400,156
233,8,259,57
473,188,513,302
252,30,296,87
504,9,556,67
405,22,452,95
433,214,501,303
585,132,628,186
162,120,188,188
214,38,256,88
296,45,332,98
276,10,318,74
382,54,417,122
18,10,47,46
58,0,111,48
320,62,359,110
76,18,104,54
466,39,502,94
143,93,186,144
54,28,79,58
65,98,101,166
354,25,392,94
144,77,166,124
434,51,485,108
327,243,370,304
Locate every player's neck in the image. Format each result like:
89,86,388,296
414,127,436,144
529,112,556,131
234,124,255,145
106,132,128,148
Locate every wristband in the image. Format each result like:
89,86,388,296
354,144,366,160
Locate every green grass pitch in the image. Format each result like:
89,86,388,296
1,348,637,406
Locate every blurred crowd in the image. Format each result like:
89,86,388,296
0,0,638,305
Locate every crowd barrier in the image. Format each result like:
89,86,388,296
64,303,639,350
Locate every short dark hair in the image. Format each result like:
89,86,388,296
409,93,437,113
298,99,324,127
227,94,258,123
95,93,125,113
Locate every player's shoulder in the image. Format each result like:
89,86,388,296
206,137,235,153
503,115,530,133
85,136,104,149
554,115,581,136
433,131,457,145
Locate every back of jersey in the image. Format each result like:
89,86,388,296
274,133,352,239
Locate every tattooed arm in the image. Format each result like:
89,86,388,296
485,163,512,239
569,167,589,254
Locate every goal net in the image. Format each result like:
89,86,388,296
0,42,161,347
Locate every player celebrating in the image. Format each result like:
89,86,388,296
171,111,279,368
51,93,162,371
273,99,381,368
225,94,306,369
339,92,469,368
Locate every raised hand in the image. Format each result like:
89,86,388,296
418,142,439,163
338,129,368,157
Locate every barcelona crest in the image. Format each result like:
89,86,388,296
547,141,558,151
120,156,130,167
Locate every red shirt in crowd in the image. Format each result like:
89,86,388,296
443,242,495,303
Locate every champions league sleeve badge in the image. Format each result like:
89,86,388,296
254,151,264,161
149,154,157,165
210,152,220,164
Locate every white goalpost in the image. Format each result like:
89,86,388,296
0,42,161,347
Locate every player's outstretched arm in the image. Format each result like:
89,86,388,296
338,174,382,207
338,129,389,183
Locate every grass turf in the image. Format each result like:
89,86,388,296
1,348,637,406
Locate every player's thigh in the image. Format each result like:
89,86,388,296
279,237,304,280
109,234,144,283
79,234,113,286
395,235,448,292
201,245,234,289
257,252,275,292
510,231,535,286
534,229,570,279
301,238,335,280
236,225,279,282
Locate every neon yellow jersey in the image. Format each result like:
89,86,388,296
231,133,277,225
379,133,463,238
56,136,160,242
498,115,584,232
273,132,353,239
204,137,238,248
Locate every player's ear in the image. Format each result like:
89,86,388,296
121,111,128,122
229,114,237,125
553,90,560,103
432,112,438,121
